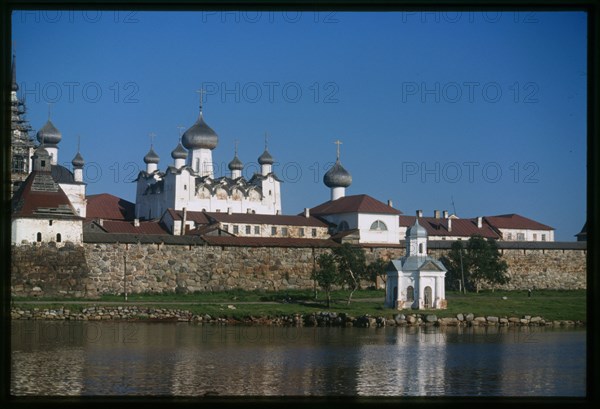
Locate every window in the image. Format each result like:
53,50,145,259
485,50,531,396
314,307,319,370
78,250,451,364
245,225,251,234
370,220,388,231
507,233,512,240
271,226,277,236
312,228,317,237
49,220,53,226
542,234,546,241
299,228,305,237
269,190,272,196
517,233,525,241
419,243,423,253
282,227,288,236
533,233,537,241
233,225,239,234
36,232,42,242
407,286,414,302
41,160,46,167
254,226,260,235
56,233,61,242
223,224,229,232
12,155,24,173
338,221,349,231
184,185,187,190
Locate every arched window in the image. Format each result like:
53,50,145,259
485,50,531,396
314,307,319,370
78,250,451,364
424,286,433,308
370,220,388,231
56,233,62,242
36,232,42,242
338,221,349,232
419,243,423,253
407,286,414,302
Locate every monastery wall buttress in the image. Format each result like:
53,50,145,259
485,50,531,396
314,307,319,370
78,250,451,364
11,241,586,298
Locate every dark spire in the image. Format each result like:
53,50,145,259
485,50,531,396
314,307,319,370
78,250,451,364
11,53,18,92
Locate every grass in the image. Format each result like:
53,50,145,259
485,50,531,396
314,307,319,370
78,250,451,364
11,289,586,322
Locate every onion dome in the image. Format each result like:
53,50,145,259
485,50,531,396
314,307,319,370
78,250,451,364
36,120,62,146
228,154,244,171
143,146,160,164
72,152,85,168
258,149,274,165
407,219,428,238
171,142,188,160
323,159,352,188
182,114,218,150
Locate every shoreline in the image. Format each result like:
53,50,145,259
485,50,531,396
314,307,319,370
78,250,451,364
10,305,586,328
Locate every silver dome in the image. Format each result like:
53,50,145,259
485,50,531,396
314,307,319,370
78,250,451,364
407,219,428,238
258,149,274,165
71,152,85,168
181,114,218,150
36,120,62,146
171,142,188,159
323,160,352,188
228,154,244,171
143,146,160,164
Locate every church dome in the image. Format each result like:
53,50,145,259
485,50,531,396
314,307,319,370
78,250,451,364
258,149,274,165
71,152,85,168
407,219,428,238
182,114,218,150
228,154,244,171
323,160,352,188
143,146,160,164
171,142,188,160
36,119,62,146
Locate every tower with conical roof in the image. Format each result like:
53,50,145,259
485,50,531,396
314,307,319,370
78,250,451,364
182,89,218,177
10,52,36,197
323,140,352,201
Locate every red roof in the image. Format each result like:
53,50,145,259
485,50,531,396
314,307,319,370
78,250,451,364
165,208,210,225
202,236,338,248
484,214,554,230
399,216,500,239
86,193,135,221
96,220,169,235
205,212,328,227
309,194,402,216
12,171,81,219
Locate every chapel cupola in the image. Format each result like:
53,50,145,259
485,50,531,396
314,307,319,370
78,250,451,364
323,139,352,201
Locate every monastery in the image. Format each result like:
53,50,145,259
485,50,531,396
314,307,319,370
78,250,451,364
9,53,557,249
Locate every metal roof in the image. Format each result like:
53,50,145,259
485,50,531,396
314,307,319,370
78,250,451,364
258,149,274,165
323,159,352,188
228,154,244,170
182,114,218,150
170,142,188,159
310,194,402,216
36,119,62,145
143,146,160,164
389,256,447,273
484,214,554,230
86,193,135,221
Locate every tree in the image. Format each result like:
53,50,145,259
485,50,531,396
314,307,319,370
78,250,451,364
332,243,367,305
366,257,388,289
442,235,509,293
312,253,339,308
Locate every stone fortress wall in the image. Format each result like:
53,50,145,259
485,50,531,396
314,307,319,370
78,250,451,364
10,239,586,298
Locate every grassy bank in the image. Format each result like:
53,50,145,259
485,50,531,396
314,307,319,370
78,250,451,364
11,289,586,322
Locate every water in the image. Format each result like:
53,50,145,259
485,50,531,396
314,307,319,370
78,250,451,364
11,321,586,396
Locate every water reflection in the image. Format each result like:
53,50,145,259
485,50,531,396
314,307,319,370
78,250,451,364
11,321,585,396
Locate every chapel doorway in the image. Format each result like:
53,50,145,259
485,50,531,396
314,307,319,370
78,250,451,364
424,286,432,309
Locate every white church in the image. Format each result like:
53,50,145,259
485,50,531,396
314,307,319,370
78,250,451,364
134,97,282,220
385,220,448,310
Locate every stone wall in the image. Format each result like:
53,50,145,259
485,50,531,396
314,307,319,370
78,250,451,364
11,240,586,297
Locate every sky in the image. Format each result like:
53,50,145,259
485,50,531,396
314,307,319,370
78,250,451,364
11,10,587,241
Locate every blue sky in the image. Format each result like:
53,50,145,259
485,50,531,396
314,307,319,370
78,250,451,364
12,10,586,240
